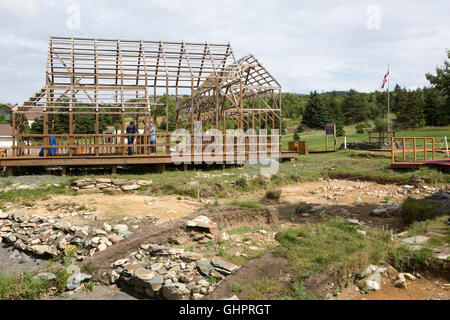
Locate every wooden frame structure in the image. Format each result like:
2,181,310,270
369,131,396,144
6,36,288,171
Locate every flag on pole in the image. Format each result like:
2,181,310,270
381,69,390,89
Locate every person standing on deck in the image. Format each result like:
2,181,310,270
126,121,137,155
142,120,151,154
150,121,156,153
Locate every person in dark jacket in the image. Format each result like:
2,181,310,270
126,122,137,155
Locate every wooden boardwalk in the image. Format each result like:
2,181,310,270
0,151,300,176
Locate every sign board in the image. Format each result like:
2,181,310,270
325,124,336,136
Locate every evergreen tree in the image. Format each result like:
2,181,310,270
342,89,368,124
423,87,444,126
395,90,425,129
302,91,328,129
425,50,450,126
322,92,345,136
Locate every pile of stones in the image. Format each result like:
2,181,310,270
370,202,400,217
111,243,239,300
71,178,152,194
0,210,129,260
339,141,403,151
358,264,418,292
109,215,239,300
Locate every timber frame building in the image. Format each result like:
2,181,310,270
4,36,294,174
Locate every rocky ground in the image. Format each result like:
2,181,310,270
0,176,448,300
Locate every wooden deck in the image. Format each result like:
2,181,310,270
391,158,450,169
0,151,300,175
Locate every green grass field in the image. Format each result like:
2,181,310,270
283,125,450,153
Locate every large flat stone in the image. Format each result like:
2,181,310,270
402,235,430,245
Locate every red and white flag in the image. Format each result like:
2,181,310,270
381,69,390,89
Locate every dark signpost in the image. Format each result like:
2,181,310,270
325,124,337,152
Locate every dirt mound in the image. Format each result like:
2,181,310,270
88,207,279,282
210,250,293,300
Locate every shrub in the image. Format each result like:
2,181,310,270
229,283,242,293
293,132,300,141
355,124,365,134
228,200,261,209
264,189,282,201
235,177,248,188
373,117,388,132
0,272,48,300
251,175,267,187
400,197,443,225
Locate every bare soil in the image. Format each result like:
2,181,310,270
210,251,293,300
5,193,207,226
339,276,450,300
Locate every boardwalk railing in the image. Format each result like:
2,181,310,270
11,133,281,160
391,137,435,164
369,131,396,144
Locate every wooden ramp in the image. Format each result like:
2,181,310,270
391,158,450,170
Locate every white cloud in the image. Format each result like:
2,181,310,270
0,0,40,19
0,0,449,103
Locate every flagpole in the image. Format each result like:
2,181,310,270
387,63,390,132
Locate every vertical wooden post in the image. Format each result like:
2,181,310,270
432,138,435,160
6,167,15,177
424,138,427,161
402,137,406,162
391,137,395,163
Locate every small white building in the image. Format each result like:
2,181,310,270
0,124,13,156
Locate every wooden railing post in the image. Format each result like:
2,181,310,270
391,137,395,163
431,138,435,160
403,137,406,162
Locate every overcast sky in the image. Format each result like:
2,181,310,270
0,0,449,104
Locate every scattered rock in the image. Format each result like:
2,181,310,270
0,210,8,219
35,272,56,281
403,273,416,281
394,273,407,289
66,273,92,290
121,184,140,191
31,245,58,257
371,202,400,217
402,235,430,245
187,215,217,232
162,283,190,300
113,224,129,234
211,258,239,274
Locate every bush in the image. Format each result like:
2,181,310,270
296,122,304,133
0,272,48,300
228,199,261,209
373,117,388,132
264,189,282,201
235,177,248,189
355,124,365,134
336,124,345,137
251,175,267,187
400,197,443,225
293,132,300,141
